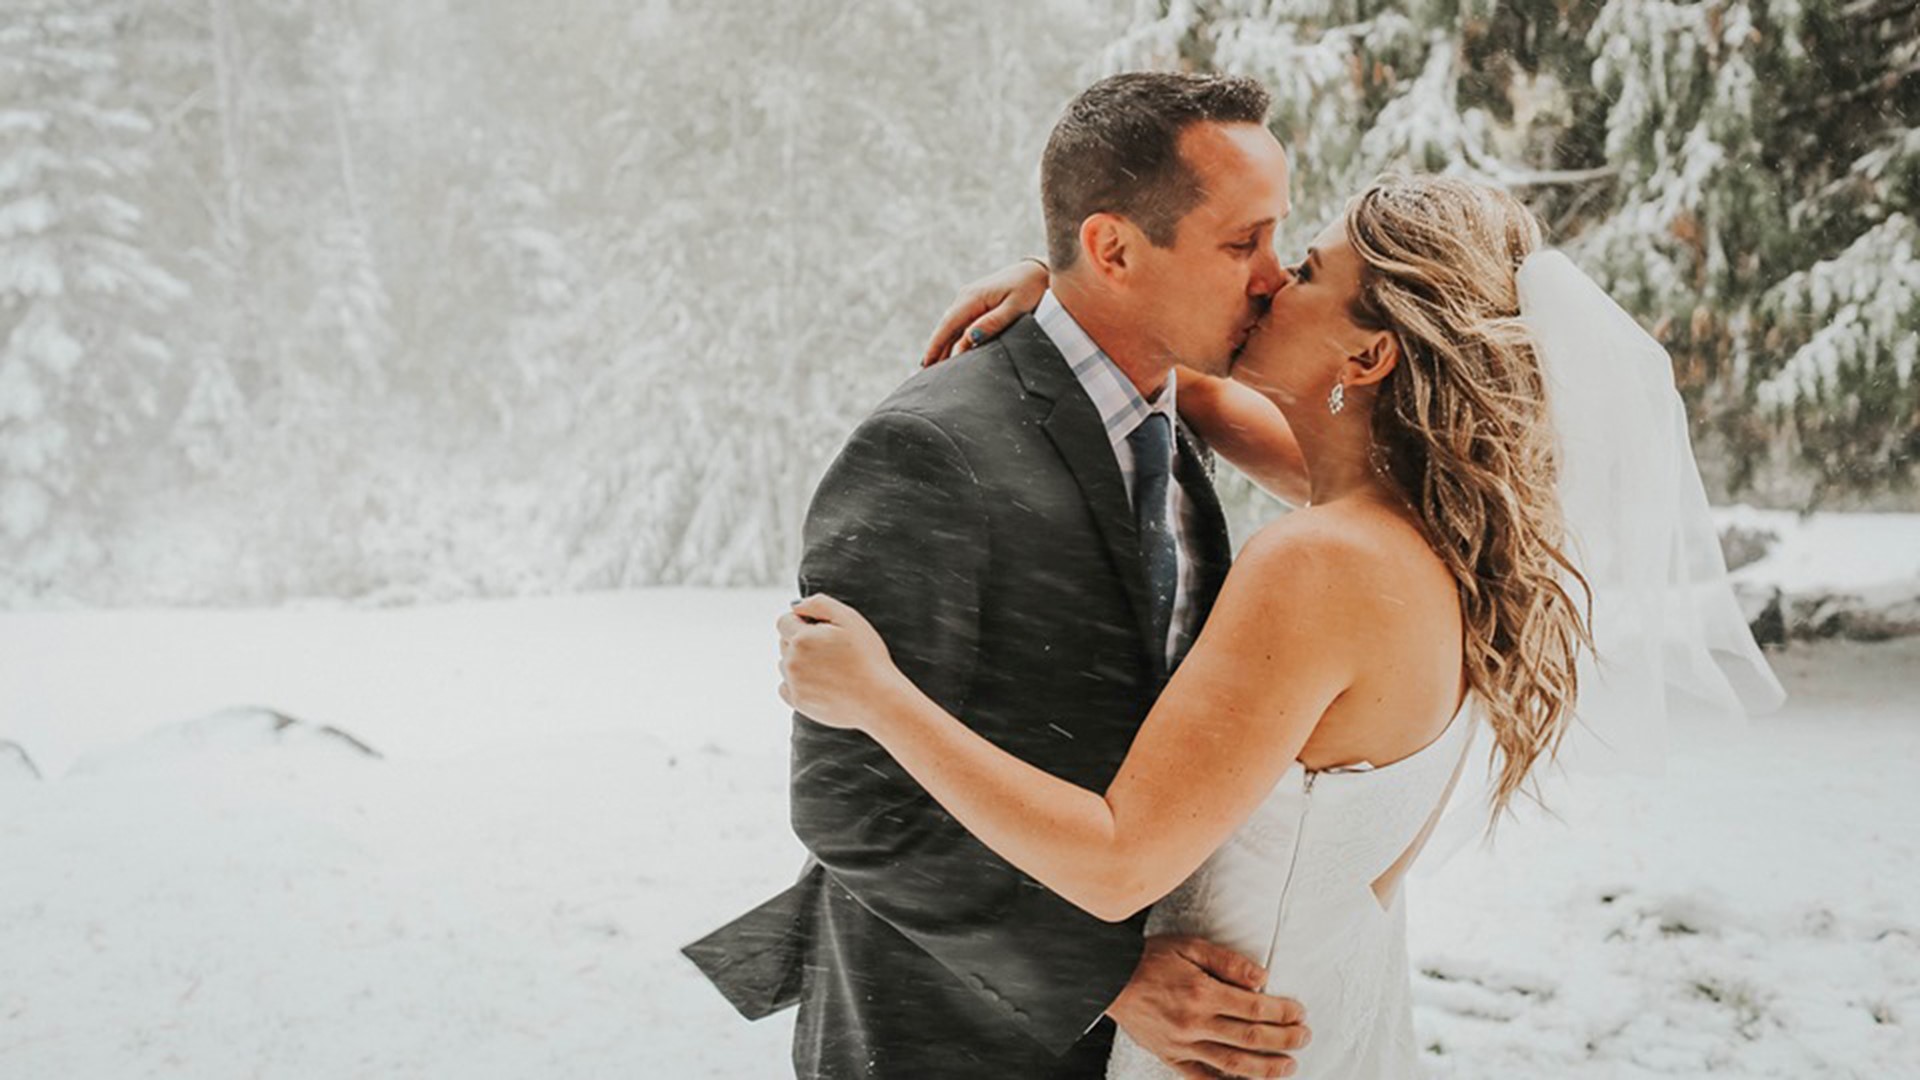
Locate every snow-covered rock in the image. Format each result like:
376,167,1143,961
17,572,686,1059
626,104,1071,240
65,706,381,778
1775,581,1920,642
0,739,38,782
1718,508,1920,642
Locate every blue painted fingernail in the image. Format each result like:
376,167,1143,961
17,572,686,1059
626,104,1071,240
968,327,985,345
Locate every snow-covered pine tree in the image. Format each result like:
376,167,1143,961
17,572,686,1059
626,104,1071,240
296,1,393,404
1100,0,1919,507
1745,3,1919,501
520,0,1131,589
120,0,247,476
0,0,188,594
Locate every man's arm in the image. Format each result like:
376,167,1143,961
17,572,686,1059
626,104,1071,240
789,406,1146,1053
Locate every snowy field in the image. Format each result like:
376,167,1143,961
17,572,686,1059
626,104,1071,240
1,586,1916,1079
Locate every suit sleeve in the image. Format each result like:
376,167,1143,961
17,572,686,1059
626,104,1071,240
790,407,1146,1054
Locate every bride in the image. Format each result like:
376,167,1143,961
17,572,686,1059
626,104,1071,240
776,173,1780,1079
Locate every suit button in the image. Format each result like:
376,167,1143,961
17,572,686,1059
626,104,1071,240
967,974,987,990
1012,1008,1030,1024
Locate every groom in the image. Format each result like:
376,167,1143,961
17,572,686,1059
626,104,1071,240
685,73,1306,1078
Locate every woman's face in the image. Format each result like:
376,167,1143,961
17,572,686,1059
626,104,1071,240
1231,215,1383,412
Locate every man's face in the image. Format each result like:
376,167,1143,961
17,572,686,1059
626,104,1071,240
1126,122,1291,378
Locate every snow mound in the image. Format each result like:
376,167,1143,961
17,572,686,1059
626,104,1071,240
65,706,382,778
1718,508,1920,593
0,739,39,782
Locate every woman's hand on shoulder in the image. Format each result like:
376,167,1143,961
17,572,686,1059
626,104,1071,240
921,259,1051,366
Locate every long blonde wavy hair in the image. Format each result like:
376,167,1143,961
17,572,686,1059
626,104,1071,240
1343,174,1594,822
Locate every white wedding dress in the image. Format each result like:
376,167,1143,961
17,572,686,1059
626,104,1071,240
1107,248,1788,1078
1107,696,1479,1080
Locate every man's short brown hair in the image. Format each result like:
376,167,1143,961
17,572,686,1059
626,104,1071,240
1041,72,1273,270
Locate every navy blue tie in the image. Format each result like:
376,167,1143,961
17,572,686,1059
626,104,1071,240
1127,413,1178,670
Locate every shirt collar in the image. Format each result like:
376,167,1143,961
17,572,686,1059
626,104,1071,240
1034,290,1177,454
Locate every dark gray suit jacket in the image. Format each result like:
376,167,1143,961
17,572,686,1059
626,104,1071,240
683,315,1233,1078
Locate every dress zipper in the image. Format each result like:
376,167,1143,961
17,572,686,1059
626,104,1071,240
1259,770,1317,974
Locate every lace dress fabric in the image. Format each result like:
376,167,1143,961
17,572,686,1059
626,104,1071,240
1107,700,1478,1080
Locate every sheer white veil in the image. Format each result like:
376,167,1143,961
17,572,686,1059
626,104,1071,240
1422,249,1786,867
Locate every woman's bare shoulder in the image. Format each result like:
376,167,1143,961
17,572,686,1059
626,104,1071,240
1232,503,1450,616
1237,504,1410,573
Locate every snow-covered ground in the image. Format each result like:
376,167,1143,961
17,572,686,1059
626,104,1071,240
1,588,1916,1078
1409,636,1920,1077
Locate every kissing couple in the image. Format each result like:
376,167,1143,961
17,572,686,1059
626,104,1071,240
685,71,1781,1079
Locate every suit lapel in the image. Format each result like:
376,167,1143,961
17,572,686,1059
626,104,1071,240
1005,318,1162,672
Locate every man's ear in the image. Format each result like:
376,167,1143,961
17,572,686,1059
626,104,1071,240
1078,213,1136,283
1345,331,1401,388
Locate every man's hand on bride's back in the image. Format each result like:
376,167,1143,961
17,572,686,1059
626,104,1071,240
920,259,1051,366
1107,934,1309,1079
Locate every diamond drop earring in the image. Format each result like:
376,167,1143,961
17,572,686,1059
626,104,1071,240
1327,381,1346,415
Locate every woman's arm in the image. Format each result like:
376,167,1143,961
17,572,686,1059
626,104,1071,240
777,517,1359,923
1176,369,1310,507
